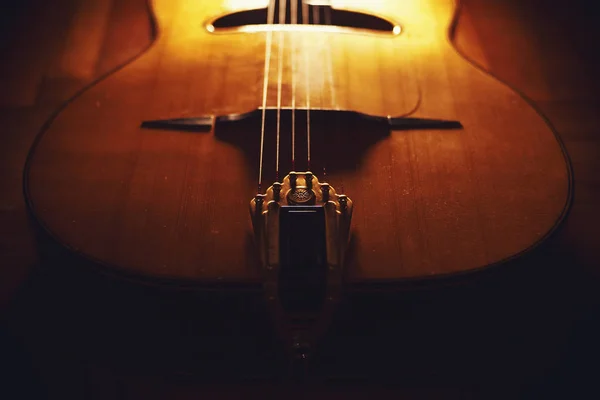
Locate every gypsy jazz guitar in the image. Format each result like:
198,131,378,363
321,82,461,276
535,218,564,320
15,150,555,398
23,0,571,360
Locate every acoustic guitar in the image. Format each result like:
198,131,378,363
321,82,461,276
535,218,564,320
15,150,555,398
23,0,571,360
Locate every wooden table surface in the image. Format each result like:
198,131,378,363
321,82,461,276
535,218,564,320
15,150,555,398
1,0,599,398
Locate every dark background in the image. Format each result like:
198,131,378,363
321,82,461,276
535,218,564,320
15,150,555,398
1,0,599,398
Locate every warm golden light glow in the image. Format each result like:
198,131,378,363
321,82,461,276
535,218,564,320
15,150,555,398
219,24,383,35
392,25,401,35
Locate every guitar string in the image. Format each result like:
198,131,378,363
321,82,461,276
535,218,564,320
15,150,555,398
290,0,298,171
323,5,344,193
313,4,326,180
324,6,337,110
258,0,276,191
275,0,287,182
313,5,332,181
312,4,329,181
302,0,311,171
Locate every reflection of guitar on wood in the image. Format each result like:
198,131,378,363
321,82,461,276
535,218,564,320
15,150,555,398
23,0,571,364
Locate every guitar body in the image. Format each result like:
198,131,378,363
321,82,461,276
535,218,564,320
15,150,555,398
24,0,571,285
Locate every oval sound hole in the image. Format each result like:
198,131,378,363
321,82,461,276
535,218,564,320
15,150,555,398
210,0,397,34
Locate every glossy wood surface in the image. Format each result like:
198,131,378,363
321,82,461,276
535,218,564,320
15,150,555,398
23,0,570,282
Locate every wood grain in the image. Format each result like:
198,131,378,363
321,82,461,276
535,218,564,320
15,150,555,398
23,0,571,282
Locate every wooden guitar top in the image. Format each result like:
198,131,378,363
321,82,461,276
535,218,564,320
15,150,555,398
24,0,571,284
